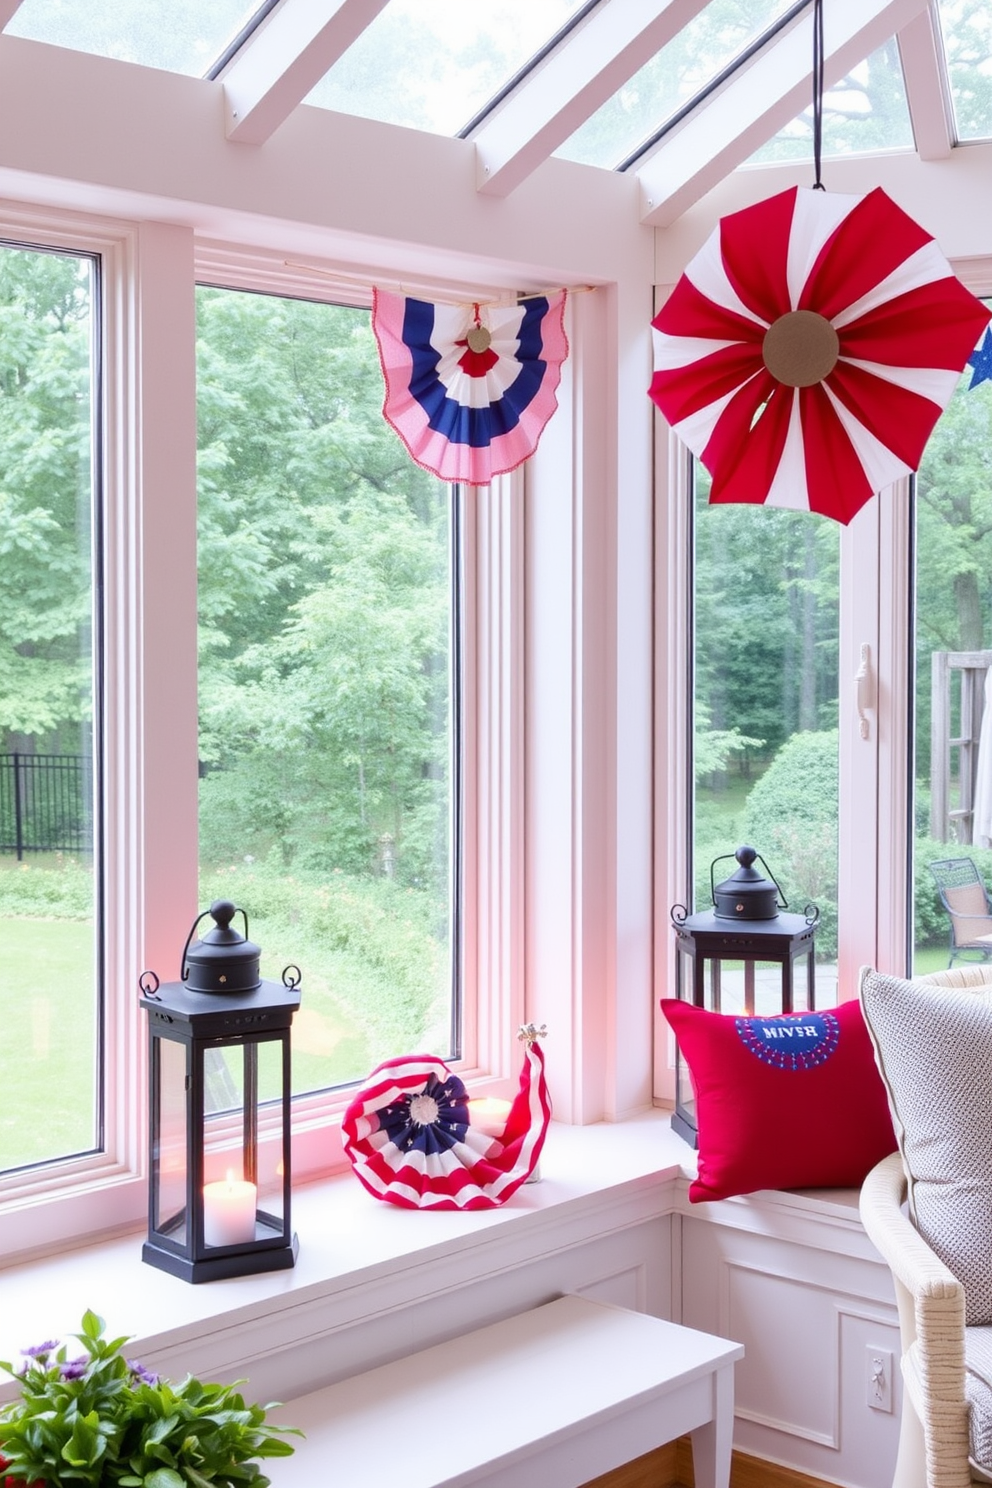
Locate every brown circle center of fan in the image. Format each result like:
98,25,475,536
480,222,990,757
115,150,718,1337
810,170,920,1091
762,310,839,387
466,325,492,354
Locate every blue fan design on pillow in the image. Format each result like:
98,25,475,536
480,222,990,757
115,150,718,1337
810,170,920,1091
735,1011,840,1071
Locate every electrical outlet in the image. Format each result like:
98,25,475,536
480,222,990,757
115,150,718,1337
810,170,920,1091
865,1345,894,1412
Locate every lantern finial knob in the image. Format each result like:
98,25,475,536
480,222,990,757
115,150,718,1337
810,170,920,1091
210,899,237,930
736,845,758,869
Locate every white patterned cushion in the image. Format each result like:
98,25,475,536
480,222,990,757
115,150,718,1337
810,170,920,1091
967,1328,992,1471
860,968,992,1327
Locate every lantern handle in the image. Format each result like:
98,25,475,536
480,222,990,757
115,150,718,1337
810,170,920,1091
709,851,789,911
180,909,213,982
179,902,250,982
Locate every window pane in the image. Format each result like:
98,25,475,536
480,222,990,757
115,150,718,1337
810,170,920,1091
936,0,992,143
557,0,799,170
912,343,992,973
692,466,840,1007
746,41,913,165
0,245,99,1175
6,0,260,77
196,287,456,1098
305,0,587,136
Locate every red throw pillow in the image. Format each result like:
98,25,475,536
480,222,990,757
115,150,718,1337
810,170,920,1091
660,997,896,1202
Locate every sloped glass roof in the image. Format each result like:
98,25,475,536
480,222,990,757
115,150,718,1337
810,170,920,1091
555,0,802,170
936,0,992,141
748,39,914,163
6,0,260,75
304,0,591,137
1,0,988,204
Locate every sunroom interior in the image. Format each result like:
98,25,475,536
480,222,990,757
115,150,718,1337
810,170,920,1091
0,2,990,1486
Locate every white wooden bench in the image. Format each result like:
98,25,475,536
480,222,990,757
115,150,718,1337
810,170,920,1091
269,1294,743,1488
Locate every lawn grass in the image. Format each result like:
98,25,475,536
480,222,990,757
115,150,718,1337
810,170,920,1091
0,907,374,1172
911,942,985,976
0,916,98,1170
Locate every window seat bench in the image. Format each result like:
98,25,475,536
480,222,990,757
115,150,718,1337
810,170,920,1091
269,1293,743,1488
0,1113,899,1488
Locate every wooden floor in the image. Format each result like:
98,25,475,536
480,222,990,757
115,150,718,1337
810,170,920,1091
582,1438,835,1488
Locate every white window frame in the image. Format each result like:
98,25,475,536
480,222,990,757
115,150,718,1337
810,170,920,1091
0,205,168,1261
654,254,992,1103
0,223,532,1257
653,426,913,1095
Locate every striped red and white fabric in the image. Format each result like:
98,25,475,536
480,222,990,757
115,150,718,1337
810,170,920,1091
649,185,991,525
341,1040,551,1210
372,288,568,486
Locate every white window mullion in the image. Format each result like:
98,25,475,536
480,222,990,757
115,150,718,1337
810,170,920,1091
463,472,527,1090
837,493,884,991
875,482,913,976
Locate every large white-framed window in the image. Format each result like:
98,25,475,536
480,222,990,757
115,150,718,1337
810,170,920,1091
0,204,154,1263
192,280,461,1099
656,432,911,1093
0,236,101,1176
654,263,992,1097
909,269,992,975
0,224,532,1259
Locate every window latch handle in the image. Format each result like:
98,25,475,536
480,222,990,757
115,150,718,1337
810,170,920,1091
855,642,874,740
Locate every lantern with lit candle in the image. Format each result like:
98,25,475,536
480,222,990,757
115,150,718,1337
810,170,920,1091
139,900,301,1283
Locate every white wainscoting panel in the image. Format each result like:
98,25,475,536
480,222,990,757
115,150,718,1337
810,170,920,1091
680,1185,903,1488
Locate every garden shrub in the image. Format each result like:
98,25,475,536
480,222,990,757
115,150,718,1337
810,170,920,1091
742,730,839,960
200,856,447,1061
0,854,93,919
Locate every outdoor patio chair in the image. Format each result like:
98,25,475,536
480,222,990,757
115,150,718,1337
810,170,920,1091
928,857,992,967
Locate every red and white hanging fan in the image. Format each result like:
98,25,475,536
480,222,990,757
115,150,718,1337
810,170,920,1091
649,184,991,525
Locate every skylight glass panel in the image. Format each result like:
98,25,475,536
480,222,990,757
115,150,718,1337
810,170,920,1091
305,0,589,136
5,0,260,75
555,0,799,170
936,0,992,142
746,41,913,164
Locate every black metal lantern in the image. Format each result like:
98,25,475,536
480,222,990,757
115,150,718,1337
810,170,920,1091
669,847,819,1147
139,900,302,1283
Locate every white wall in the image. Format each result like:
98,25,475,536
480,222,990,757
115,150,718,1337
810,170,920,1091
654,140,992,281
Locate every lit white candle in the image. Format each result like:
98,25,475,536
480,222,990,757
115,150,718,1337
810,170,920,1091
203,1175,257,1247
467,1096,512,1138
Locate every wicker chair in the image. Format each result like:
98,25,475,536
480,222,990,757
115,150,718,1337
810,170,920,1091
928,859,992,967
860,965,992,1488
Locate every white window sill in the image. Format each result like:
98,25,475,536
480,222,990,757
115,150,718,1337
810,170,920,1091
0,1112,874,1406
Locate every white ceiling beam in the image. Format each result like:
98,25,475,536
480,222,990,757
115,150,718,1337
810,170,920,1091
473,0,712,198
898,2,955,160
223,0,390,146
637,0,930,227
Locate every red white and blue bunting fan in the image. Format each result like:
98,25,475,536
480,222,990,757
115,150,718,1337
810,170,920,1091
648,0,990,525
649,184,992,525
372,288,568,485
341,1024,551,1210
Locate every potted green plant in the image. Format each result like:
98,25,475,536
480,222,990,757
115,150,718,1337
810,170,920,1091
0,1311,298,1488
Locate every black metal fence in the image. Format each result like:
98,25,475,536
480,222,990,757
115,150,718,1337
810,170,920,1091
0,752,92,859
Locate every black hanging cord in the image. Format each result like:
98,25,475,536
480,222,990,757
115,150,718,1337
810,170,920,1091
812,0,825,189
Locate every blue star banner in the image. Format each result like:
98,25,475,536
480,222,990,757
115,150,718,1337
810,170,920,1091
967,327,992,390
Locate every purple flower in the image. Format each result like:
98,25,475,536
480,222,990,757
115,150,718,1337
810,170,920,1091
22,1340,58,1360
59,1356,89,1380
128,1361,159,1386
